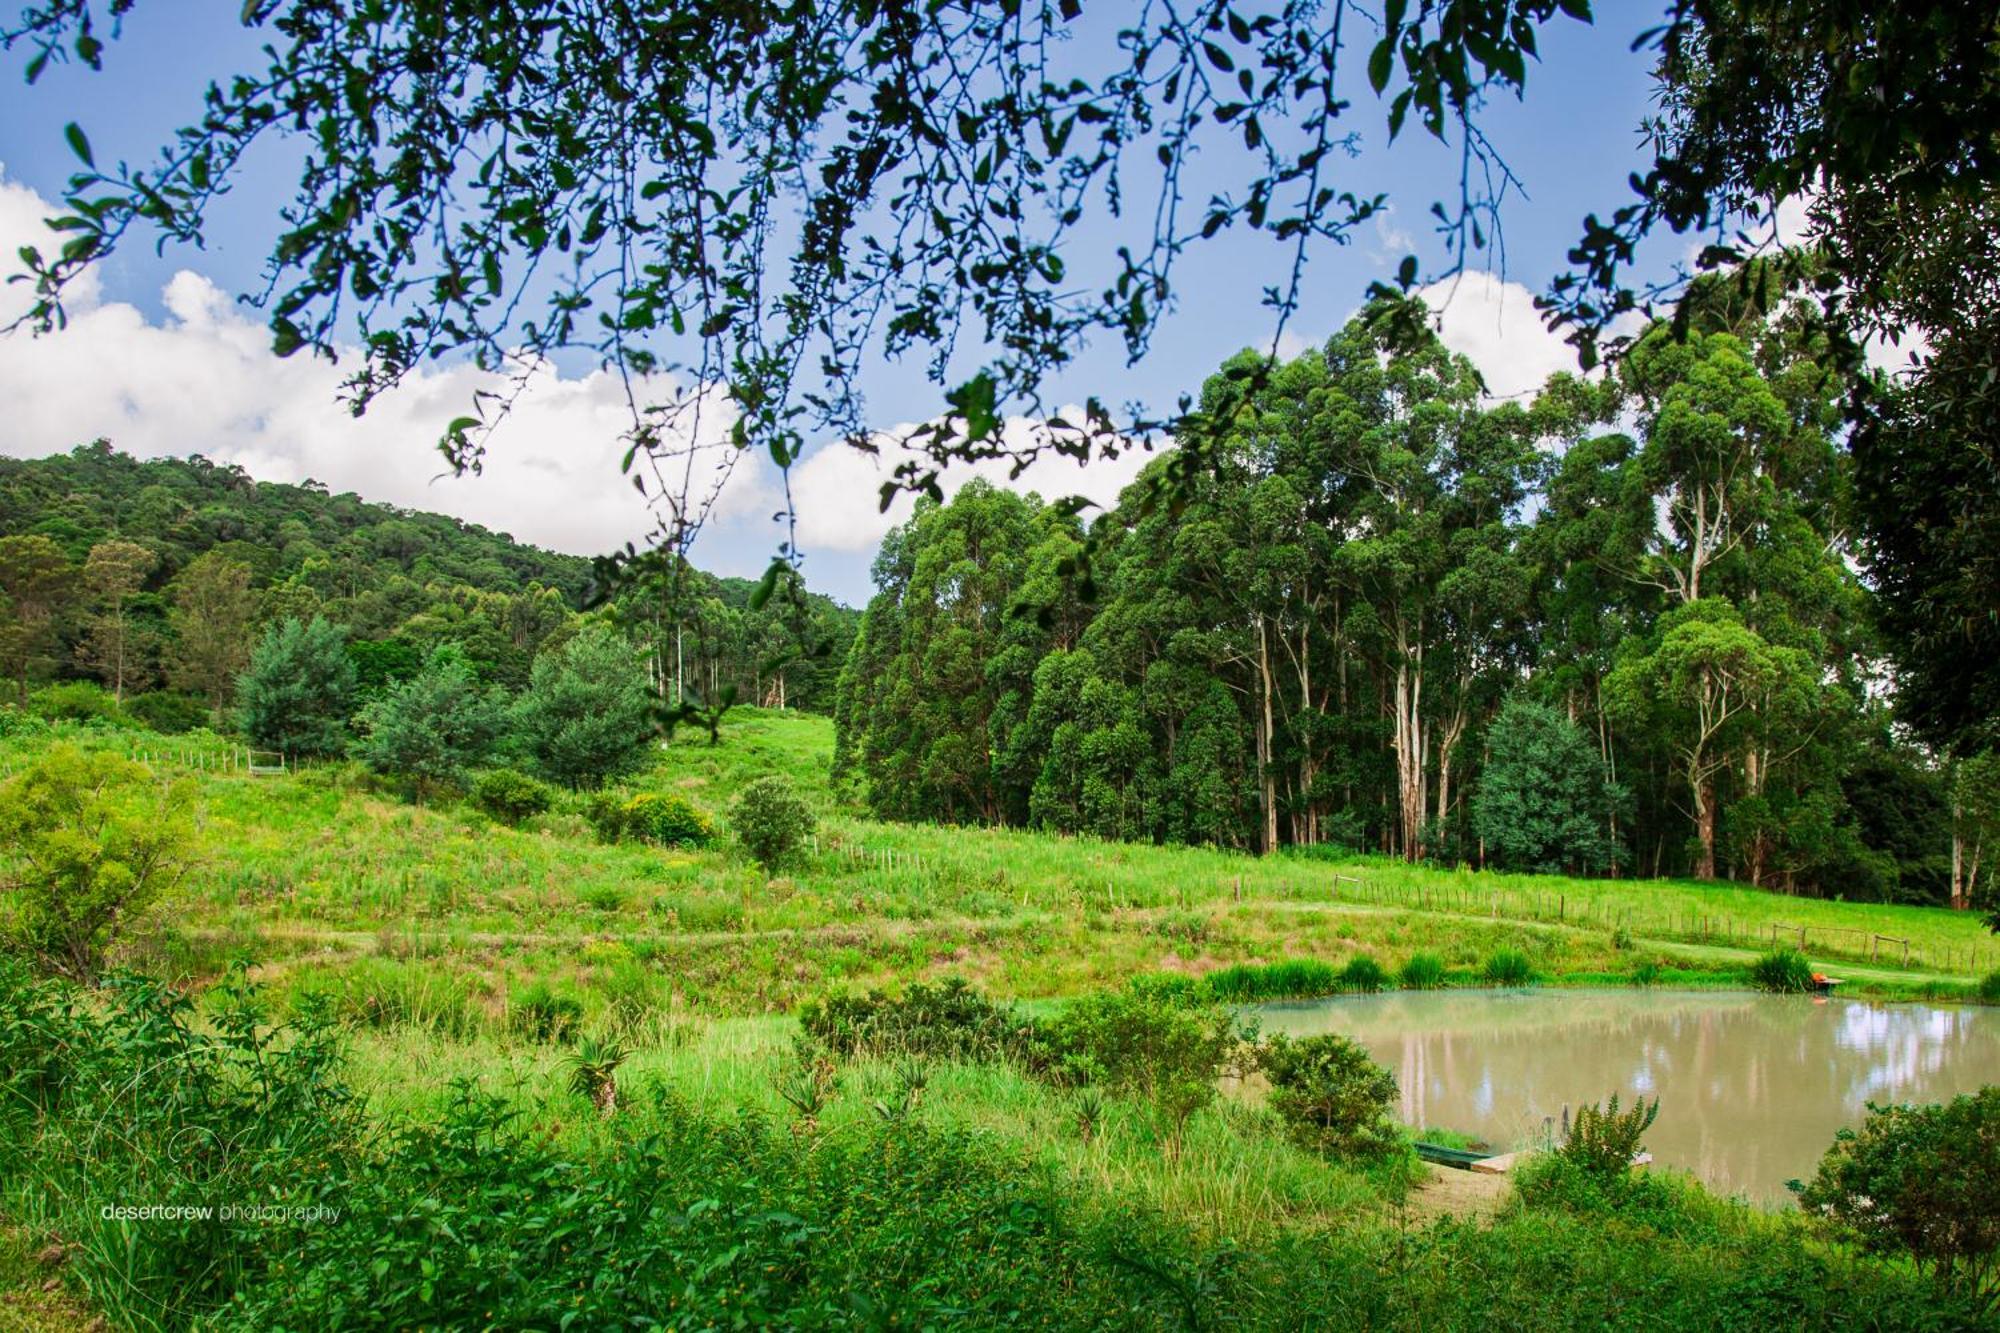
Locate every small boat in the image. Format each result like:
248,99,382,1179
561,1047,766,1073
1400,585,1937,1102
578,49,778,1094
1809,973,1842,994
1414,1141,1493,1170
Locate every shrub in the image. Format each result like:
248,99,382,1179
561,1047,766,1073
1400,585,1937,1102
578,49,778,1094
0,744,199,980
303,958,480,1038
1398,952,1447,990
801,977,1044,1066
621,791,714,847
0,963,365,1331
1257,1033,1401,1160
731,774,817,870
472,767,555,825
27,681,130,726
1044,987,1245,1145
1751,947,1815,994
1795,1088,2000,1303
1338,955,1389,992
1980,970,2000,1004
125,689,207,734
509,981,584,1043
1560,1093,1659,1177
579,883,625,912
1482,948,1535,987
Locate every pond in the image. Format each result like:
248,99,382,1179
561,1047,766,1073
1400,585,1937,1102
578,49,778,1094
1257,988,2000,1205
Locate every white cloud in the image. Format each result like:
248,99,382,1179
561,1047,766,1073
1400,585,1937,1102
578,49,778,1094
786,414,1162,552
1418,269,1582,401
0,167,769,558
0,163,102,324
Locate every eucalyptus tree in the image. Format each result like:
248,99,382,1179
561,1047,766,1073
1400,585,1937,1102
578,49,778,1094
837,481,1068,824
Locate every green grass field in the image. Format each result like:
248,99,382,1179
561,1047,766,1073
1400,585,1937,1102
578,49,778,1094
3,709,1997,1328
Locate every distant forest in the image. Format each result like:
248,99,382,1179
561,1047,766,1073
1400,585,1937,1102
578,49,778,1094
833,296,1998,909
0,442,859,721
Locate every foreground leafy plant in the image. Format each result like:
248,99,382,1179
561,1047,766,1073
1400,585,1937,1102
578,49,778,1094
0,744,198,980
1561,1094,1660,1178
1257,1033,1401,1161
1795,1088,2000,1308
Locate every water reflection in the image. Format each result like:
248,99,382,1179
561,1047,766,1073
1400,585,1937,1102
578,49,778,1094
1258,989,1999,1204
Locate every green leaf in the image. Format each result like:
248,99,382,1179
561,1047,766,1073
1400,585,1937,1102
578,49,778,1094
946,371,1000,440
63,123,94,169
1368,41,1394,95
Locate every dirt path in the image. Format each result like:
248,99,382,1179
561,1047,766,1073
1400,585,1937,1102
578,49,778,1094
1403,1164,1511,1220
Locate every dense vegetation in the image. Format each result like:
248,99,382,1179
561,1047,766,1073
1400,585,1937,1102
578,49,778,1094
2,701,1997,1328
0,443,859,723
835,304,2000,909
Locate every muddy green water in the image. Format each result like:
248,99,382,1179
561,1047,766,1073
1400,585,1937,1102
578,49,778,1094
1258,989,2000,1204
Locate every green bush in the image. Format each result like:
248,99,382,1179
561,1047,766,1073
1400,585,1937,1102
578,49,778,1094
471,767,556,825
0,744,199,980
1482,948,1535,987
1560,1093,1659,1177
1980,970,2000,1004
509,981,584,1043
1398,952,1447,990
1796,1088,2000,1303
0,962,366,1331
1257,1033,1401,1160
1044,987,1245,1143
298,958,481,1038
27,681,131,726
730,774,817,870
801,977,1045,1066
619,791,714,847
125,689,208,734
1750,947,1816,993
1338,955,1388,992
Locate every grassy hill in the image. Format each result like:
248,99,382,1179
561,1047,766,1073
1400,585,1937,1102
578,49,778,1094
8,707,1993,1020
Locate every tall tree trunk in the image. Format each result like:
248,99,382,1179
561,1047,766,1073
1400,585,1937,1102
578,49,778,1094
1391,630,1427,861
1256,614,1279,854
1693,774,1718,880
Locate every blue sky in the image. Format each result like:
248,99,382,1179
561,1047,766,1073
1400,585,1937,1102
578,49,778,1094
0,4,1679,605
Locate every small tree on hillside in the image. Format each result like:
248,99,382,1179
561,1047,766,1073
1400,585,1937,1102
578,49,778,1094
732,775,816,871
237,617,358,758
0,744,198,980
511,625,655,788
354,649,504,801
1473,696,1626,874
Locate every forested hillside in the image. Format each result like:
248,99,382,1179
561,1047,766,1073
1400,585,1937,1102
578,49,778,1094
835,297,1999,909
0,441,859,725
